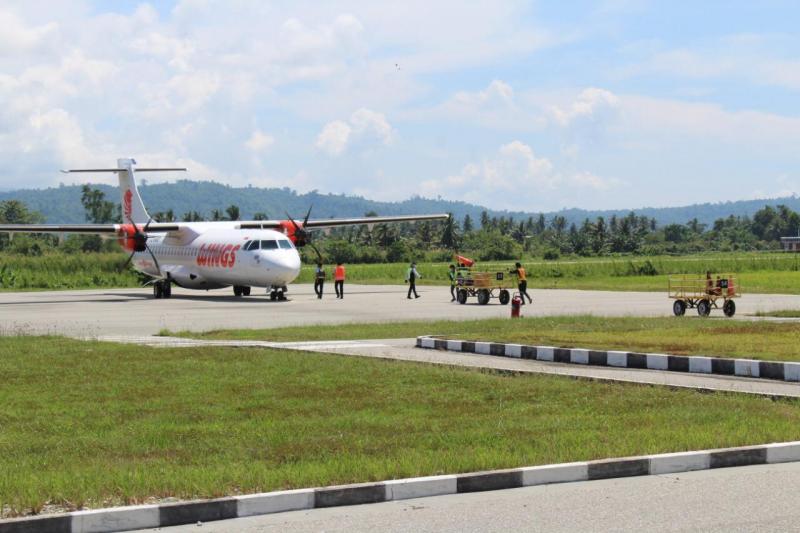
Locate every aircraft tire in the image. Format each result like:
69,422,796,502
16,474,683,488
163,281,172,298
242,286,251,296
153,283,163,299
233,286,242,297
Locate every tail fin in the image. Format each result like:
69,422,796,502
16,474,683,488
117,158,150,224
61,159,186,225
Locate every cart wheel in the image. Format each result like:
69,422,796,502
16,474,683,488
673,300,686,316
477,289,490,305
457,289,468,305
499,290,510,305
697,299,711,317
723,299,736,317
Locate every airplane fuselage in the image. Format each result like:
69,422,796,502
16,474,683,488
131,225,302,290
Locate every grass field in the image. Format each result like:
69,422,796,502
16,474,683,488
2,251,800,293
177,316,800,362
755,310,800,318
292,253,800,293
1,336,799,518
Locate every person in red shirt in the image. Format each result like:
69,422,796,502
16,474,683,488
334,262,346,299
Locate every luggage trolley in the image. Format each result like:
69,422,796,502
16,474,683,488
668,274,740,317
454,257,512,305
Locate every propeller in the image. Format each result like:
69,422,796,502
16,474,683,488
121,216,161,275
285,206,322,263
285,205,314,246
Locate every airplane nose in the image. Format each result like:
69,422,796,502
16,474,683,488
267,252,301,283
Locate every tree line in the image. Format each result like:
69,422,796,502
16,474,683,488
1,185,799,263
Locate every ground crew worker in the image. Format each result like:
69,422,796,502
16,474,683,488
334,262,345,299
314,262,326,299
511,262,533,304
448,264,457,301
406,262,421,299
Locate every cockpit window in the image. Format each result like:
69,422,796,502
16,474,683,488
244,240,259,251
260,240,278,250
278,240,293,249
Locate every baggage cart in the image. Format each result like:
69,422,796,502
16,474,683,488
668,274,740,317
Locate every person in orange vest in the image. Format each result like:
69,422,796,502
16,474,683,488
510,262,533,304
334,262,346,299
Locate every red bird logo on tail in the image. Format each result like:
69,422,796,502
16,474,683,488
123,189,132,219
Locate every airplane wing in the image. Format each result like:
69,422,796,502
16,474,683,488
238,213,449,230
0,223,181,234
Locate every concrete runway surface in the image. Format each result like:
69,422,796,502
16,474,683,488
141,462,800,533
1,284,799,337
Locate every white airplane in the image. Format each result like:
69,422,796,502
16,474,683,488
0,158,448,300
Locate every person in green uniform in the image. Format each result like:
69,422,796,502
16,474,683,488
448,264,457,301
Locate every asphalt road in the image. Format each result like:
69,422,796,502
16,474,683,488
1,284,799,337
140,462,800,533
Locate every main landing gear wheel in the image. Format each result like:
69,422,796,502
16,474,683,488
153,280,171,299
673,299,686,316
457,289,468,305
477,289,490,305
697,299,711,317
499,290,510,305
233,285,249,297
723,299,736,317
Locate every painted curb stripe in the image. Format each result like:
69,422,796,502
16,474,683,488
4,441,800,533
158,499,237,528
588,458,649,480
314,483,386,508
416,336,800,383
710,448,767,469
0,515,71,533
456,470,523,493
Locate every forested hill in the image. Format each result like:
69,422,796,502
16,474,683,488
1,179,799,226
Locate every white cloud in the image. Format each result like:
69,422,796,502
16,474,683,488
316,120,352,156
452,80,514,107
550,87,619,129
420,141,615,210
315,108,393,156
0,9,57,54
245,129,275,151
349,108,393,144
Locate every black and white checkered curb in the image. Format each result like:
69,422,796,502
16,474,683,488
416,336,800,382
1,441,798,533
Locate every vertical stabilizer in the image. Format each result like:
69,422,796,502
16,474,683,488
117,158,150,224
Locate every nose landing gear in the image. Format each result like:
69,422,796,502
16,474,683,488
268,285,287,301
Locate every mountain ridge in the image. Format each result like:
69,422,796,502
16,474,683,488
1,180,799,227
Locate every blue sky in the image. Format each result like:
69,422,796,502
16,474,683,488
1,1,799,212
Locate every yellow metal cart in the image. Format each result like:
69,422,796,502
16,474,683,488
668,274,740,317
455,267,512,305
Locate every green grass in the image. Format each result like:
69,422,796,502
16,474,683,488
754,310,800,318
296,253,800,293
1,336,799,518
176,316,800,362
2,251,800,293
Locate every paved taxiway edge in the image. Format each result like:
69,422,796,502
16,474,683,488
2,442,799,533
417,336,800,382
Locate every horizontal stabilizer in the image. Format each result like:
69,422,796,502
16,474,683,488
60,167,186,173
